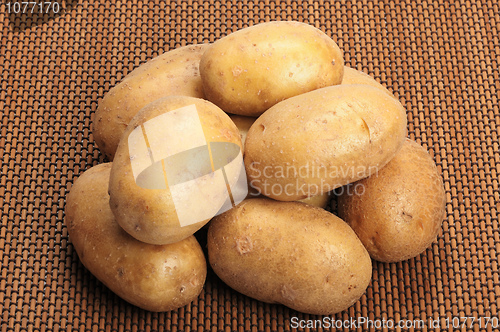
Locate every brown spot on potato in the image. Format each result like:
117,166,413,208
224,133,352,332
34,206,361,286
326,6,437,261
232,66,243,77
67,217,74,229
401,210,413,222
280,284,297,302
235,236,253,254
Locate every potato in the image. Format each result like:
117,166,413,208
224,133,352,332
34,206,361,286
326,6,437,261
244,84,407,201
93,44,209,160
342,66,395,98
109,96,244,245
207,198,372,315
229,114,330,208
200,21,344,116
337,139,446,262
65,163,207,312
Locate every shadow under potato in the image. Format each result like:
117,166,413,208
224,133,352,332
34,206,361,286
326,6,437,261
7,0,79,32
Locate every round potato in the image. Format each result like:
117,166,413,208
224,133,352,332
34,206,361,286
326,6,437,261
65,163,207,312
229,114,330,208
338,139,446,262
93,44,209,160
342,66,395,98
244,84,407,201
200,21,344,116
109,96,244,245
207,198,372,315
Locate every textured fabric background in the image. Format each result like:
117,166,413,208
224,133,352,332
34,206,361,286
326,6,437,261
1,1,499,331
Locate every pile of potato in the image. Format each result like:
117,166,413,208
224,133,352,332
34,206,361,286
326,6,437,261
66,21,446,315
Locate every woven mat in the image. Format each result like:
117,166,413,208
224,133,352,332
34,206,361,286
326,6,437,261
1,1,499,331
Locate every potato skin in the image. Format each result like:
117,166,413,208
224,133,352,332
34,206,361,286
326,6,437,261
244,84,407,201
338,139,446,262
207,198,372,315
200,21,344,116
109,96,242,245
342,66,395,98
230,114,330,208
65,163,207,312
93,44,209,160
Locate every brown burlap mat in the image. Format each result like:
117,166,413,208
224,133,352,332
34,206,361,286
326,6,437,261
1,1,498,331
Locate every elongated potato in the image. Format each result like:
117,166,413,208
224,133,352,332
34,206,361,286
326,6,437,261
244,84,407,201
230,114,330,208
93,44,209,160
65,163,207,312
207,198,372,315
109,96,244,245
338,139,446,262
342,66,395,98
200,21,344,116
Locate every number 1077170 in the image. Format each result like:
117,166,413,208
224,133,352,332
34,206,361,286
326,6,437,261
5,2,61,14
